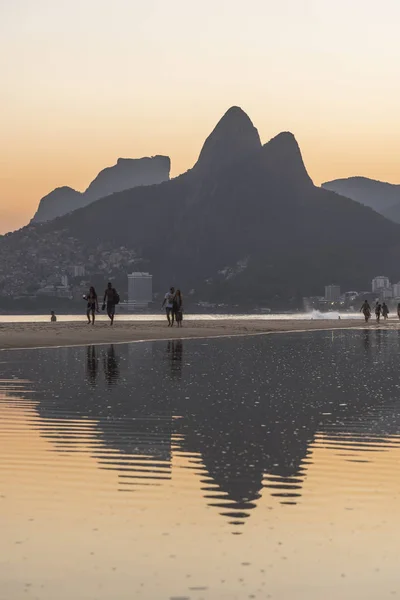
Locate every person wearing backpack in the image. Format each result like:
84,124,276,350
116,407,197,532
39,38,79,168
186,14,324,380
103,282,119,326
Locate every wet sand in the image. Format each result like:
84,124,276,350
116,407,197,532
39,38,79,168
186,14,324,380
0,317,393,350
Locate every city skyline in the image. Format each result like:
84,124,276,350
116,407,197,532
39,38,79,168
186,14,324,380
1,0,400,233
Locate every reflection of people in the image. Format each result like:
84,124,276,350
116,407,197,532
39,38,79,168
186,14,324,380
103,345,120,386
363,329,370,352
376,327,382,349
360,300,371,323
86,345,98,386
166,340,183,377
84,286,99,325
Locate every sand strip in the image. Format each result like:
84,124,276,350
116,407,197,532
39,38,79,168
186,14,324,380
0,318,396,350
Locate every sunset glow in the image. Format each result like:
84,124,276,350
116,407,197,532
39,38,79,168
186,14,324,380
1,0,400,233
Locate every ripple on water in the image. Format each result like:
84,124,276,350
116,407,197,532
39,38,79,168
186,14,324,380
1,331,400,599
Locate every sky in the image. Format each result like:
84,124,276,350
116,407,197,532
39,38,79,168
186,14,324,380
1,0,400,233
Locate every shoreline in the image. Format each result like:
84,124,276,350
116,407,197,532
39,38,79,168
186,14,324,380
0,317,396,351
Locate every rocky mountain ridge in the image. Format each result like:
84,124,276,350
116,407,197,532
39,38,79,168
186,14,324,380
32,155,171,223
2,107,400,307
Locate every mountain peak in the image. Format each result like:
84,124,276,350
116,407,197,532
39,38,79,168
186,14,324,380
31,186,82,224
31,157,171,224
267,131,299,150
84,155,170,202
194,106,262,173
262,132,313,185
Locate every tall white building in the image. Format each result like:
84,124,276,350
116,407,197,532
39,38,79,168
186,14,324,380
372,276,390,293
392,282,400,298
325,285,341,302
128,272,153,306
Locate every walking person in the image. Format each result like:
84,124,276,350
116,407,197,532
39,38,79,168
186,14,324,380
102,282,119,326
174,289,183,327
375,302,382,323
84,286,99,324
162,287,175,326
382,302,389,321
360,300,371,323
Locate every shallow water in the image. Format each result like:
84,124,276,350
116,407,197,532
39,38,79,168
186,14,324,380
1,330,400,599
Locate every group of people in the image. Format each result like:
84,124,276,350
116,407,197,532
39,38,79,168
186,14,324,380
360,300,400,323
51,282,184,327
51,283,120,325
84,282,120,325
162,287,184,327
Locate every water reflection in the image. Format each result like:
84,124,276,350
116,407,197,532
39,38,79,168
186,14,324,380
86,345,98,387
166,340,183,379
2,332,400,529
363,329,370,352
103,344,120,386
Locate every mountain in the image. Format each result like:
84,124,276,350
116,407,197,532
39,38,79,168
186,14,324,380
32,186,83,223
83,156,171,204
322,177,400,223
193,106,262,174
382,202,400,224
31,155,171,223
2,106,400,307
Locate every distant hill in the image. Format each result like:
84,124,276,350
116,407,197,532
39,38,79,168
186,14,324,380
31,155,171,223
322,177,400,223
32,187,83,223
2,107,400,307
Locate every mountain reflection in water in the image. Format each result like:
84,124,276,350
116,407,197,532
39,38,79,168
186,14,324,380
2,329,400,529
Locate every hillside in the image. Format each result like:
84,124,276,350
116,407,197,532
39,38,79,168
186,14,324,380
31,155,170,223
322,177,400,224
32,187,83,223
2,107,400,307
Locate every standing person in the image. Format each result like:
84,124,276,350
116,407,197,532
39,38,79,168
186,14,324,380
103,282,119,326
174,289,183,327
397,302,400,320
375,302,382,323
162,287,175,326
360,300,371,323
84,286,99,325
50,310,57,322
382,302,389,320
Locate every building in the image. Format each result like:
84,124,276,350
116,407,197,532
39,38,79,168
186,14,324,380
393,283,400,298
71,265,85,277
128,272,153,307
36,285,56,296
344,291,359,302
372,276,390,293
381,287,393,300
325,285,341,302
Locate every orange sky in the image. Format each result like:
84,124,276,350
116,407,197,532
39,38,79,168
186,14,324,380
1,0,400,234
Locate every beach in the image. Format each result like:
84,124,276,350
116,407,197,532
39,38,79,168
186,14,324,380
0,316,394,350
